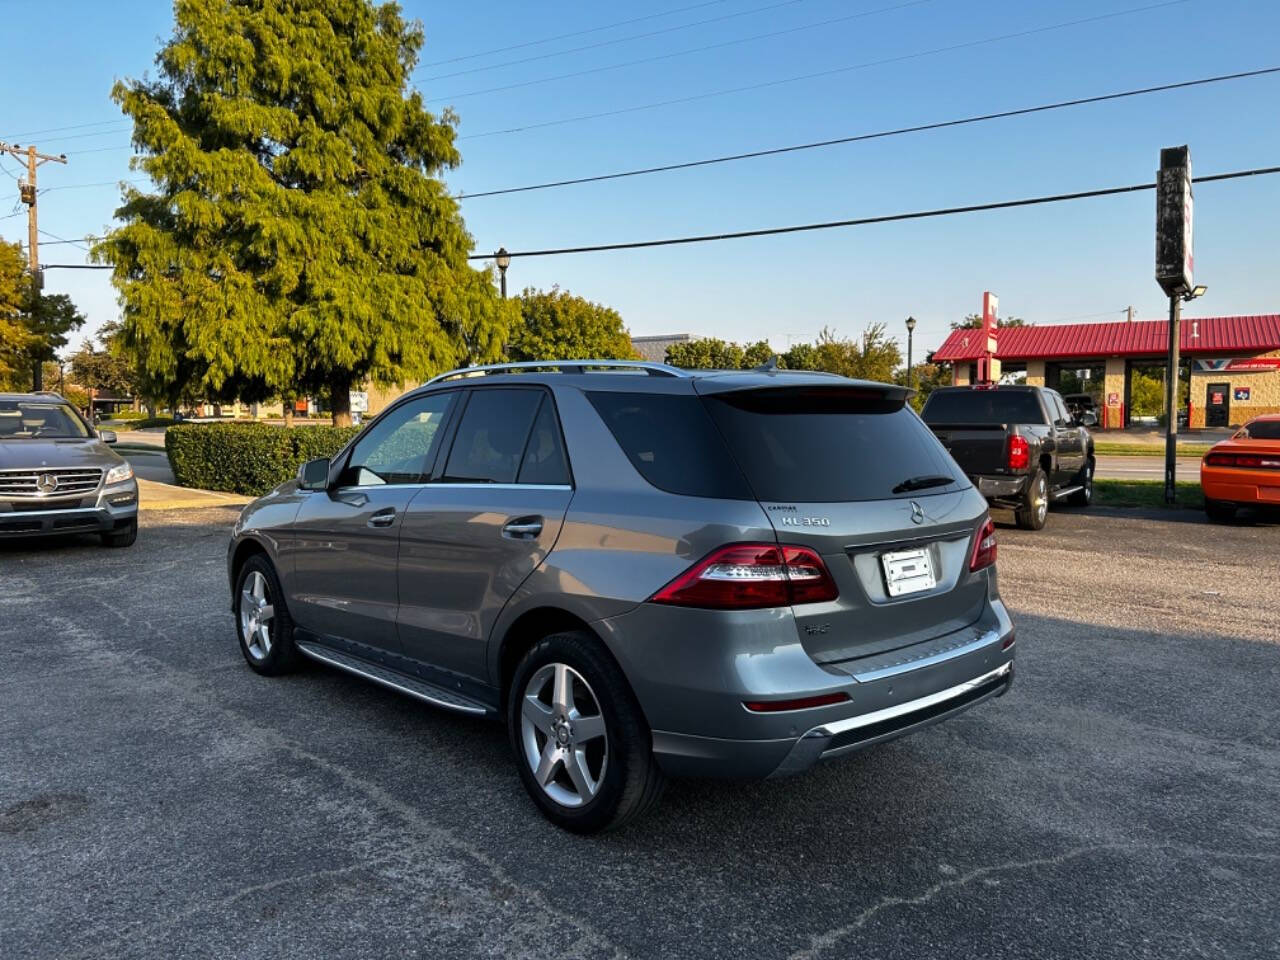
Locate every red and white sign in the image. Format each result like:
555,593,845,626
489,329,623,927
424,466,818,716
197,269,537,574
1107,392,1120,406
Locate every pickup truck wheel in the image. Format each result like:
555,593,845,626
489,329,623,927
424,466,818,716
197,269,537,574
1015,469,1049,530
509,631,665,833
1068,459,1094,507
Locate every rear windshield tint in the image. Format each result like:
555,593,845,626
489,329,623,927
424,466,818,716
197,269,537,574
586,392,751,499
921,389,1047,425
704,388,966,502
1241,420,1280,440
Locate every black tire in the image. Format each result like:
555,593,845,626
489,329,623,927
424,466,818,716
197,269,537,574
508,630,665,833
1015,468,1050,530
100,518,138,548
1204,498,1236,524
233,554,301,675
1068,458,1094,507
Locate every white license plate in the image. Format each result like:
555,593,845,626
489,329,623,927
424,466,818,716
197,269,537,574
881,547,936,597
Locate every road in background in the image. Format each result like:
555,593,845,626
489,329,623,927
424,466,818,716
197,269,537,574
2,509,1277,959
1095,454,1202,480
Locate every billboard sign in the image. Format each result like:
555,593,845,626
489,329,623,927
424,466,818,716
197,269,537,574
1193,357,1280,372
1156,145,1194,296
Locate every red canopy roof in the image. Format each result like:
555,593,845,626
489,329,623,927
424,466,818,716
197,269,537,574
932,315,1280,362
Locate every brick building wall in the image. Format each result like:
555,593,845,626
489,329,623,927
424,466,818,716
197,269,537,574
1188,349,1280,427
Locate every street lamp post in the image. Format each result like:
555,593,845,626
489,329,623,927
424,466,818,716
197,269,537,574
495,247,511,299
905,316,917,388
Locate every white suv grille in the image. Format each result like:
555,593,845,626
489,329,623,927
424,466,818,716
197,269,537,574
0,468,104,498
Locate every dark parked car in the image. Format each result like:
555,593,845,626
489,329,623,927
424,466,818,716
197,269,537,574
921,385,1095,530
0,392,138,546
227,361,1015,832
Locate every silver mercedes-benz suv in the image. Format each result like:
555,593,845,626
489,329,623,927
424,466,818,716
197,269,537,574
228,361,1014,831
0,392,138,547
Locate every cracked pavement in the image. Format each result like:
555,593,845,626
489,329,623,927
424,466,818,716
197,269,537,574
1,507,1278,959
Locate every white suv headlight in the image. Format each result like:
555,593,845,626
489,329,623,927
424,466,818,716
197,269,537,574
104,462,134,485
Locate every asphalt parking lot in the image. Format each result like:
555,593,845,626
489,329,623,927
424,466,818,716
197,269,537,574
3,507,1278,959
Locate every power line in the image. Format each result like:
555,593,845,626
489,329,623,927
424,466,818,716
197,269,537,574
39,228,90,251
457,0,1190,138
457,67,1280,198
1,119,127,139
42,164,1280,268
421,0,815,81
432,0,931,103
463,165,1280,260
420,0,736,67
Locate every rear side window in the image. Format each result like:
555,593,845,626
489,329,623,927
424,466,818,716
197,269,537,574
587,392,751,499
517,397,571,485
921,390,1047,425
704,388,965,502
1241,420,1280,440
444,389,543,484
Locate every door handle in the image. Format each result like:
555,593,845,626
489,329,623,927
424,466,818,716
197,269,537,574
368,508,397,528
502,516,543,540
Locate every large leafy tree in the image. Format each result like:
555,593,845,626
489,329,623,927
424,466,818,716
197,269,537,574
0,239,34,387
93,0,514,425
510,287,634,362
24,294,86,391
665,337,745,369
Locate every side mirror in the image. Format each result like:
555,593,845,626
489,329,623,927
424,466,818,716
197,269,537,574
1081,412,1098,427
99,429,117,444
298,457,331,491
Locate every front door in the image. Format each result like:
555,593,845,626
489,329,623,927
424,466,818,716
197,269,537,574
290,390,457,654
1205,382,1230,428
397,387,573,683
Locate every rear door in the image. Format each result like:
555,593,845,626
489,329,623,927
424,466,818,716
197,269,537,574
396,387,573,683
700,384,990,665
290,390,457,653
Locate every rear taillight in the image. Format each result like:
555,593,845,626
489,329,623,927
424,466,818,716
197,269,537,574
1206,452,1280,469
1007,435,1030,471
969,516,997,572
650,543,839,609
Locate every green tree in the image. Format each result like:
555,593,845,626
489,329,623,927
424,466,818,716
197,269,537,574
896,361,951,412
23,294,86,391
740,340,776,368
950,314,1028,330
782,341,817,371
665,337,745,369
93,0,514,425
806,325,902,383
510,287,634,361
70,331,137,399
0,239,34,387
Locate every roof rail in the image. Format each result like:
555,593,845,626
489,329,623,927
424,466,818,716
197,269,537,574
425,360,691,385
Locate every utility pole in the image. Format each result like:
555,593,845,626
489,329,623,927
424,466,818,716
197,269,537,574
0,141,68,391
1126,305,1136,323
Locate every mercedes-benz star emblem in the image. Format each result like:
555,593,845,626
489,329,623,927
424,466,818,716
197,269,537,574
909,500,925,525
36,473,59,495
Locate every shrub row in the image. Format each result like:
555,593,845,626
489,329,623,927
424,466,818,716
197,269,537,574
166,422,361,495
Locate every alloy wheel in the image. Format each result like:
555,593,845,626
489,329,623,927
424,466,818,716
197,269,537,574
1034,474,1048,524
239,570,275,661
520,663,609,808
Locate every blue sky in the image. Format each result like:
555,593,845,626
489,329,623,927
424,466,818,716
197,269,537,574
2,0,1278,358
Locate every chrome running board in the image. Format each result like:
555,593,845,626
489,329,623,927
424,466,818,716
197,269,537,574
296,641,489,716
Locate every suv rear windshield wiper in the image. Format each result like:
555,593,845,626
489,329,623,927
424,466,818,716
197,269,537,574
891,474,955,494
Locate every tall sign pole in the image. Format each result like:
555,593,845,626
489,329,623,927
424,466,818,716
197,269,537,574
1155,146,1194,505
978,291,1000,384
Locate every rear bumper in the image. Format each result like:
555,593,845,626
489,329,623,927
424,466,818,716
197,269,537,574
974,474,1028,503
1201,468,1280,505
0,481,139,537
596,595,1016,779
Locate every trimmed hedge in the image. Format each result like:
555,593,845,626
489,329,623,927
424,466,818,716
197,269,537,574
166,423,361,495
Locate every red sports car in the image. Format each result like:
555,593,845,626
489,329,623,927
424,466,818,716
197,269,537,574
1200,414,1280,522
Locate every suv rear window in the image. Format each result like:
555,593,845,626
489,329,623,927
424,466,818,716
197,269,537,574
587,392,751,499
921,389,1047,425
704,388,965,502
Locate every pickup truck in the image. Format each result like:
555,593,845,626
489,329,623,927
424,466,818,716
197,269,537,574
920,385,1095,530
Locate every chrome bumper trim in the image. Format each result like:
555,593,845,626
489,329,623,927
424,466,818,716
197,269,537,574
848,628,1004,683
0,506,105,518
817,662,1012,737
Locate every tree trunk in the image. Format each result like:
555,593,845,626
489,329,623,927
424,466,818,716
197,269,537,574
283,403,294,428
330,378,352,427
32,360,43,392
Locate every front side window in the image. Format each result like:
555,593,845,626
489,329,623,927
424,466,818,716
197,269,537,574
443,388,545,484
0,401,91,440
342,391,455,486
